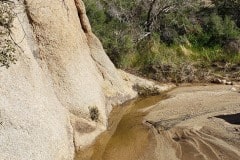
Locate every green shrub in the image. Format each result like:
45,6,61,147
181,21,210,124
84,0,135,68
84,0,240,83
189,13,240,47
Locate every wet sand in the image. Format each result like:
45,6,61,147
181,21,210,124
145,85,240,160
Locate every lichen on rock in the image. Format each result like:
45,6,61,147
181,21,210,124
0,1,17,68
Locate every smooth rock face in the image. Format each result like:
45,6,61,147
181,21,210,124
0,1,74,159
0,0,137,159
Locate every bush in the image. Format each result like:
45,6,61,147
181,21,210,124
83,0,135,68
88,106,99,122
84,0,240,83
189,13,240,47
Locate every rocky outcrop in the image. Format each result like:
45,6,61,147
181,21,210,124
224,39,240,54
0,0,139,159
119,70,175,96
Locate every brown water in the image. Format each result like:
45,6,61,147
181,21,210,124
75,94,168,160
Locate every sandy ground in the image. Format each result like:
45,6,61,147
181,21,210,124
144,84,240,160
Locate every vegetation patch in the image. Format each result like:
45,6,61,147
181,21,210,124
133,84,160,97
85,0,240,83
88,106,99,122
0,1,17,68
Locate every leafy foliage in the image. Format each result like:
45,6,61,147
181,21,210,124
212,0,240,27
85,0,240,82
84,0,134,67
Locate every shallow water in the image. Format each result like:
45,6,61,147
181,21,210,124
75,94,168,160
